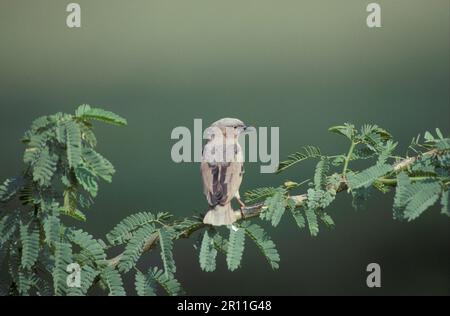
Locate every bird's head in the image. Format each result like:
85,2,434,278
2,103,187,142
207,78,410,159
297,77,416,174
207,118,255,140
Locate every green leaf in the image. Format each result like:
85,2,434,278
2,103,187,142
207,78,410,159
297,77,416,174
347,164,392,189
0,177,24,202
394,174,442,221
106,212,158,245
226,226,245,271
53,242,73,295
118,223,156,273
199,231,217,272
304,207,319,236
82,148,115,182
377,140,397,165
242,222,280,270
212,233,228,254
66,120,82,168
244,187,279,204
68,229,106,265
20,222,40,270
320,212,335,227
403,181,441,221
359,124,392,141
32,148,58,186
173,216,204,239
101,266,126,296
80,265,99,295
151,267,183,296
135,269,157,296
277,146,322,173
261,188,287,227
43,212,60,247
290,207,306,229
159,228,176,278
393,172,411,220
60,206,86,222
75,166,98,197
75,104,127,126
329,123,356,140
314,158,329,190
23,134,46,164
62,189,86,221
0,213,19,245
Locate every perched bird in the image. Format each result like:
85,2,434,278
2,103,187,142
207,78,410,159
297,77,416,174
201,118,253,226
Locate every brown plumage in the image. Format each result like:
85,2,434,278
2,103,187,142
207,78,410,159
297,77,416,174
201,118,250,226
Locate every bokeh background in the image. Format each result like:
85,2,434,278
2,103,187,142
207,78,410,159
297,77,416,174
0,0,449,295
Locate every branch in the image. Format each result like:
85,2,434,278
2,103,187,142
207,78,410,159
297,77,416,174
106,149,439,268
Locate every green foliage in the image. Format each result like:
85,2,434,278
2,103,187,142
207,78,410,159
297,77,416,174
158,227,176,278
82,148,115,183
0,106,130,297
67,229,106,265
31,148,58,187
304,207,319,236
53,242,73,296
347,164,393,190
199,230,217,272
75,104,127,126
19,222,40,270
0,177,24,202
261,188,288,227
244,187,279,204
289,205,306,229
314,158,329,190
0,213,19,244
150,267,183,296
226,226,246,271
66,120,82,168
106,211,163,245
43,210,61,246
329,123,357,140
118,223,156,273
277,145,322,173
242,222,280,270
1,107,448,297
394,175,442,221
74,166,98,197
79,265,99,295
135,269,157,296
101,266,126,296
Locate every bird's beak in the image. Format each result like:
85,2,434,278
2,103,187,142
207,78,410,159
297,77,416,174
242,126,256,134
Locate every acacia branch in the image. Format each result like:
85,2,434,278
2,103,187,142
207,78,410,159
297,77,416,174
106,149,438,268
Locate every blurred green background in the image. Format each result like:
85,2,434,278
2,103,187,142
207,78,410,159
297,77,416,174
0,0,449,295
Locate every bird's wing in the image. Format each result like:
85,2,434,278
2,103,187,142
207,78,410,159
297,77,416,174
201,160,243,207
223,161,244,202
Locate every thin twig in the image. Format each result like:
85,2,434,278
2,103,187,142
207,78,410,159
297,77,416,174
106,148,439,268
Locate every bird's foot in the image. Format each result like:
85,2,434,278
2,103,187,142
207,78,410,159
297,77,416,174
238,201,246,219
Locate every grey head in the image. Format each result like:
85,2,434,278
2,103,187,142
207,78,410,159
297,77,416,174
211,118,245,129
205,118,255,140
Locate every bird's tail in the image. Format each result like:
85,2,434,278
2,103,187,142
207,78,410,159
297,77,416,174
203,204,236,226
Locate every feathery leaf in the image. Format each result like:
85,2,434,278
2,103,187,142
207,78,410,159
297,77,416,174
226,226,245,271
75,104,127,126
277,146,322,173
199,230,217,272
242,222,280,270
159,228,176,278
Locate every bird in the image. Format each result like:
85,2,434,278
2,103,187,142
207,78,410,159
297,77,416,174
201,118,253,226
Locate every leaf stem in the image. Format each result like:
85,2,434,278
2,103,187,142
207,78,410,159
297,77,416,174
378,176,450,186
342,141,357,176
